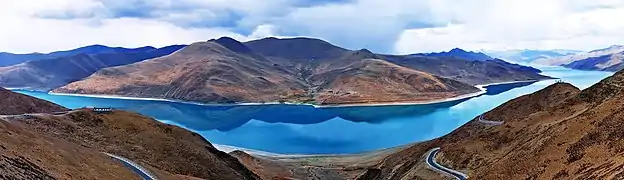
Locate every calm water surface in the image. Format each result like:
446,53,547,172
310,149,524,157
15,66,612,154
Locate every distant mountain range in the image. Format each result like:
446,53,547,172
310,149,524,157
0,45,185,90
50,37,549,105
418,48,494,61
486,46,624,72
488,45,624,72
0,36,550,105
532,45,624,72
486,49,582,64
0,45,166,67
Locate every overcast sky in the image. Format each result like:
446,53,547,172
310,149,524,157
2,0,624,54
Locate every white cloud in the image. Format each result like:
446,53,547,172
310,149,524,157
0,0,254,53
249,24,278,38
394,0,624,54
2,0,624,54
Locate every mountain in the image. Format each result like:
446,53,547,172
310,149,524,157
0,45,161,67
0,114,141,179
0,45,184,90
244,37,348,60
0,52,47,67
418,48,494,61
385,55,550,85
489,58,542,73
564,50,624,71
56,38,310,104
251,38,549,85
533,45,624,71
0,89,258,179
54,38,478,105
358,69,624,179
311,59,480,105
54,37,549,105
0,87,67,115
487,49,581,63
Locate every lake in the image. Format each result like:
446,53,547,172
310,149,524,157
14,66,612,154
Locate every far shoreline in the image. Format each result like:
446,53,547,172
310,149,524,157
8,79,542,108
317,79,541,108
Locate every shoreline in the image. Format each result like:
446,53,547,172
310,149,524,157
316,87,487,108
16,79,540,108
475,79,540,87
214,142,413,159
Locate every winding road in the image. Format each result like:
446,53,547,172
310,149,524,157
0,110,76,121
426,148,468,180
1,110,157,180
104,153,157,180
477,115,503,125
426,114,504,179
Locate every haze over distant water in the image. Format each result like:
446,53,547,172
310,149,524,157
15,66,612,154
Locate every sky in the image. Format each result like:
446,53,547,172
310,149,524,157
2,0,624,54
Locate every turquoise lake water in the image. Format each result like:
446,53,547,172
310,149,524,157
14,66,612,154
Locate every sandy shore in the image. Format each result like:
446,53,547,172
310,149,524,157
35,80,539,108
214,142,412,158
47,92,298,106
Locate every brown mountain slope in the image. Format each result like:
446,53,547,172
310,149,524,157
359,70,624,179
386,56,551,85
482,82,580,122
0,89,258,179
55,38,307,103
0,87,67,115
314,59,480,105
246,37,550,85
54,38,480,105
0,119,140,179
51,39,287,104
0,88,138,179
244,37,349,61
15,110,260,180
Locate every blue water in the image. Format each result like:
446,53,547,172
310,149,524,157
14,66,612,154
